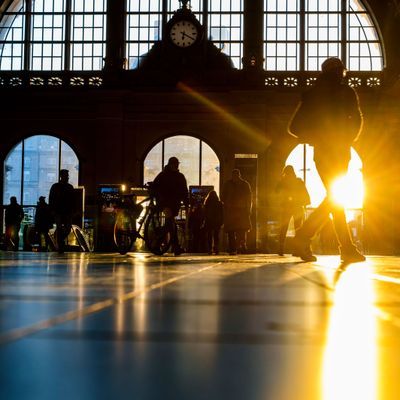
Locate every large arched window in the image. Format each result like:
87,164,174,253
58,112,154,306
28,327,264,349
3,135,79,207
143,135,220,193
264,0,383,71
0,0,107,71
1,0,382,73
126,0,244,69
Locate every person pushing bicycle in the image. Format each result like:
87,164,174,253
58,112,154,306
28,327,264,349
152,156,189,255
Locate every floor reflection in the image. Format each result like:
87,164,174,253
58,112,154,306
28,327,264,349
322,263,377,400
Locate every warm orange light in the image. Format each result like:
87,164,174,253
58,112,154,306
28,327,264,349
322,264,377,400
330,171,364,209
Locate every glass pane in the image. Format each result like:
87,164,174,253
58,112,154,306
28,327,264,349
3,142,22,203
164,136,200,187
24,135,59,205
61,141,79,187
208,2,244,69
201,141,220,194
143,142,163,184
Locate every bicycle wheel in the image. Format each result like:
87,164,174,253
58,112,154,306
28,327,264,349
114,212,135,255
144,209,171,255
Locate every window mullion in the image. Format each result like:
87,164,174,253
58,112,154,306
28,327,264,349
203,0,208,39
162,0,168,34
199,140,202,186
58,139,62,180
21,139,25,205
23,0,32,70
65,0,72,71
299,0,305,71
161,140,165,171
341,0,347,66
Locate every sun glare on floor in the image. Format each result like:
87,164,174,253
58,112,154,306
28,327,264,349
322,265,377,400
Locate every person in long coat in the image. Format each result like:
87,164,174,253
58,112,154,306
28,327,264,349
221,169,252,254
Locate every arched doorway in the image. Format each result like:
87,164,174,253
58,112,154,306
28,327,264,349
143,135,220,193
3,134,79,245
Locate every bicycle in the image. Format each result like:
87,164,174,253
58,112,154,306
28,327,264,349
113,189,172,255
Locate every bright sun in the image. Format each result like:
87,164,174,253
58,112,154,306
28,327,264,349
331,171,364,209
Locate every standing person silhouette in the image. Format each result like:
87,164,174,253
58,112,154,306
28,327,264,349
276,165,310,256
152,157,189,256
288,57,365,263
222,169,252,255
4,196,24,251
49,169,75,253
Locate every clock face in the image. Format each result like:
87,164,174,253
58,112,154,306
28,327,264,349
169,20,199,48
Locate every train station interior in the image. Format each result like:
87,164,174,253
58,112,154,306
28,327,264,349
1,0,400,399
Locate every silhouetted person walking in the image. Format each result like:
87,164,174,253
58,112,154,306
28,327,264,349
49,169,75,253
203,190,224,255
276,165,310,256
289,57,365,263
35,196,53,251
153,157,189,255
4,196,24,251
222,169,252,254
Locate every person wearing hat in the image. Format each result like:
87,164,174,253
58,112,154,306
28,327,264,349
288,57,365,263
34,196,53,251
49,169,76,253
152,157,189,255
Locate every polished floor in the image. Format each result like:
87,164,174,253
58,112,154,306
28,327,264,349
1,251,400,400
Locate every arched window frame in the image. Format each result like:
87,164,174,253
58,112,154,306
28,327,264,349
143,135,221,194
3,134,80,207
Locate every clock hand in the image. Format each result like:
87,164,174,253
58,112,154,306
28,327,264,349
180,31,196,41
